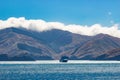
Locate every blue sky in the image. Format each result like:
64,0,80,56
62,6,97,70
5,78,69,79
0,0,120,26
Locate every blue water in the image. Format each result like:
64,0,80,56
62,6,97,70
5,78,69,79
0,63,120,80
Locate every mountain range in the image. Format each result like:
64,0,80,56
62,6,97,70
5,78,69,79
0,27,120,61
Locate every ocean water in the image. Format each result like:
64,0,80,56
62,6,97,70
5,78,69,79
0,61,120,80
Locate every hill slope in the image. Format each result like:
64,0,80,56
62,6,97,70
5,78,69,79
0,27,120,60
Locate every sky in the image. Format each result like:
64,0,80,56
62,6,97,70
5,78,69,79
0,0,120,26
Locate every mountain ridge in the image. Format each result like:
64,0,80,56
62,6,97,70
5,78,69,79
0,27,120,60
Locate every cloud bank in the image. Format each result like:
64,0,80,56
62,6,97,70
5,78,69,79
0,17,120,38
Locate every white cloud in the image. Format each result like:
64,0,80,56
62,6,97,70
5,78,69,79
0,17,120,38
110,20,114,24
108,12,112,16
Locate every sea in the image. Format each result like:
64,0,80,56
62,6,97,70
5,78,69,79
0,60,120,80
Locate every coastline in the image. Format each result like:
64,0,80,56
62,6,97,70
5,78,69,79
0,60,120,64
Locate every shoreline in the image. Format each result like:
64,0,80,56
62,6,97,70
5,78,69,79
0,60,120,64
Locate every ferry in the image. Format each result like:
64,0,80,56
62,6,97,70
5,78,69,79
59,56,69,62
